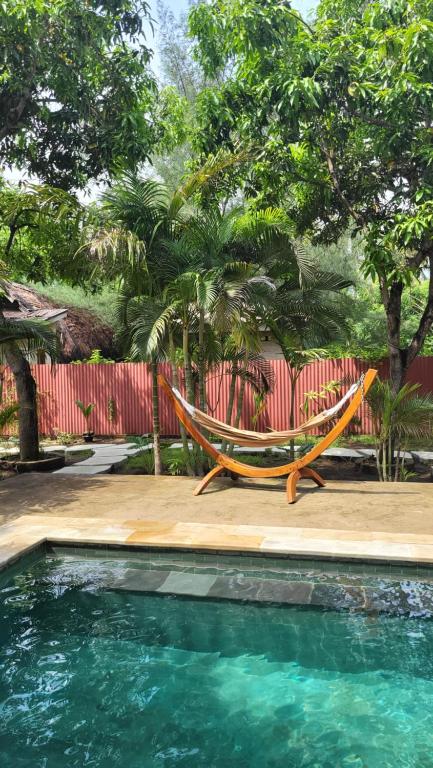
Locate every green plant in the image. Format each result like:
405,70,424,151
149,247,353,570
296,441,315,458
126,451,155,474
75,400,95,431
165,454,187,476
0,402,19,432
367,379,433,481
136,436,156,454
302,380,342,421
251,391,267,427
50,430,75,446
72,349,115,364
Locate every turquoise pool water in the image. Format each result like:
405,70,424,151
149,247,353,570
1,549,433,767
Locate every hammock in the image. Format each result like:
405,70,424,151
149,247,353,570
169,376,364,448
159,369,377,503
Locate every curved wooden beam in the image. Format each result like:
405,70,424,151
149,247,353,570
193,465,224,496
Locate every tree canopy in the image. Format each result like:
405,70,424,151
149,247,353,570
0,0,158,188
189,0,433,390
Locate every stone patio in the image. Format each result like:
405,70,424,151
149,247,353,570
1,473,433,572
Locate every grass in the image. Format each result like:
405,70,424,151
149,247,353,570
65,449,93,466
28,281,119,327
118,447,196,475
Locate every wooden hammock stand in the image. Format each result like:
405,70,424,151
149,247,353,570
158,368,377,503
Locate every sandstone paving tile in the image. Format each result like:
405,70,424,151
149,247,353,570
122,521,181,535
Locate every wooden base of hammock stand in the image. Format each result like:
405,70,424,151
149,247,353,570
286,467,326,504
193,464,326,503
193,465,225,496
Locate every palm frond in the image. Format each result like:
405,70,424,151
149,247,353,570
170,148,250,217
0,318,60,362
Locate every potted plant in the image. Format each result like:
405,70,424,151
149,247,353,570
75,400,96,442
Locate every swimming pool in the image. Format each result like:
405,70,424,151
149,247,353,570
1,547,433,767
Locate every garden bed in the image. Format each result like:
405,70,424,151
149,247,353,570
113,445,433,483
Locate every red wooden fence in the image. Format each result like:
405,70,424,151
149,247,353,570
1,357,433,437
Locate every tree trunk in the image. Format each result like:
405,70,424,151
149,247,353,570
182,323,194,403
227,357,247,458
151,360,162,475
182,322,200,474
234,378,246,428
388,349,406,397
381,278,407,394
4,343,39,461
198,308,206,413
288,368,298,461
221,369,237,454
170,348,193,476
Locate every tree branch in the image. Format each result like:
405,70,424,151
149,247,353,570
406,240,432,271
319,141,366,227
0,87,34,142
287,9,315,37
406,250,433,367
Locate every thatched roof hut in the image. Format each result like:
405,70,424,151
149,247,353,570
0,281,117,362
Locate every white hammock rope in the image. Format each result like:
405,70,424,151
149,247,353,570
169,374,365,448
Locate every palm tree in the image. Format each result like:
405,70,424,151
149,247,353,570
265,243,352,453
368,379,433,481
0,315,59,460
88,155,241,474
220,341,275,456
173,206,280,415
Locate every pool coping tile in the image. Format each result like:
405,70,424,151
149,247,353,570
3,513,433,575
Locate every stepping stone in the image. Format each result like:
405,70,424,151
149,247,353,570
323,447,364,458
83,449,126,457
79,455,127,467
357,447,413,464
394,450,413,462
357,448,376,458
106,444,138,451
65,444,95,453
65,442,136,453
53,465,112,475
411,451,433,463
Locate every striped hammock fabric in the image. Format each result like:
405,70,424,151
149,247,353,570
169,377,364,448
